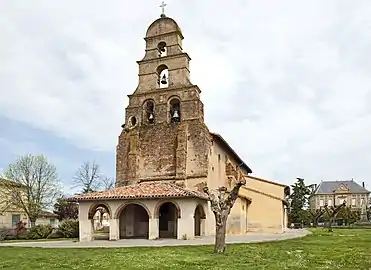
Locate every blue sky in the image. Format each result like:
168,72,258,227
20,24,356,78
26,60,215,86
1,0,371,192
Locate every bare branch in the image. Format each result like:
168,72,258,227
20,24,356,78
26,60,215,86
101,176,115,190
73,160,101,193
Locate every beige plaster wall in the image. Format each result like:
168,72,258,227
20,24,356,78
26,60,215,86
239,188,285,233
78,198,208,242
0,212,58,229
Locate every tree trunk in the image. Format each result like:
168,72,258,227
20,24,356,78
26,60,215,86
214,216,227,253
30,220,36,228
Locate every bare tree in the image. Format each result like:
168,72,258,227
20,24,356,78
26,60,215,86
73,161,102,194
102,176,115,190
309,208,325,227
324,201,346,232
0,154,61,227
203,179,246,253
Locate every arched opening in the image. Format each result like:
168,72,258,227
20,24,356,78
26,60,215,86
143,99,155,124
159,202,178,238
158,41,167,57
194,204,206,237
129,116,137,127
119,204,149,239
169,97,181,123
157,64,169,88
88,204,111,240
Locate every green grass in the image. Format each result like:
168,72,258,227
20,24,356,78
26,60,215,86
1,229,371,270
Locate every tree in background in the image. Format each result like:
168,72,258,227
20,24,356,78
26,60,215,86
73,160,102,194
0,154,61,227
288,177,313,226
324,201,346,232
53,196,78,221
309,208,326,227
102,176,115,190
73,161,115,194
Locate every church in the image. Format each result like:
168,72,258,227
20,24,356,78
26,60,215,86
72,12,290,242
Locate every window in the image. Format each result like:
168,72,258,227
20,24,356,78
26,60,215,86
361,198,365,205
319,199,324,207
328,199,332,206
352,198,356,206
50,218,55,226
12,214,20,227
339,198,345,205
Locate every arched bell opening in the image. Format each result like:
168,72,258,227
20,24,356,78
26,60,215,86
158,41,167,57
143,99,155,124
168,97,181,123
88,203,112,241
157,64,169,88
194,204,206,237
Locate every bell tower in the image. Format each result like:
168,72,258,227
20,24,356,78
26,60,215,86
116,11,210,187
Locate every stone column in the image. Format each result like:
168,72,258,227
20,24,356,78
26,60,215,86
177,205,195,240
148,218,159,240
109,219,119,241
79,219,94,242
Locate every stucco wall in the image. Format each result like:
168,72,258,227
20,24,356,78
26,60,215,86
239,188,284,233
0,212,59,229
78,198,208,242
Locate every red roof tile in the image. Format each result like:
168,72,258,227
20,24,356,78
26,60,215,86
69,182,209,201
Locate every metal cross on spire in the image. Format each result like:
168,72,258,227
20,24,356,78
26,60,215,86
159,1,167,17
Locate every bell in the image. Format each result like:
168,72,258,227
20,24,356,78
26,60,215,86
160,74,167,84
172,109,180,122
148,113,154,123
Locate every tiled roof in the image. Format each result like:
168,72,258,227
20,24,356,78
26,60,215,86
38,211,58,218
69,181,209,201
314,180,370,195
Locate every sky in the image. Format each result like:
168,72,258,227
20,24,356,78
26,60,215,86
1,0,371,194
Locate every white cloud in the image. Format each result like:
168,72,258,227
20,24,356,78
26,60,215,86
1,0,371,188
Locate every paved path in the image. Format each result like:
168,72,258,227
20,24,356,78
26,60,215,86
0,229,310,248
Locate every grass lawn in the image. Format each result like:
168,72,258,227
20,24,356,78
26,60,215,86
0,229,370,270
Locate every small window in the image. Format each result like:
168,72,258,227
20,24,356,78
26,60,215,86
50,218,55,226
328,199,332,206
319,199,324,207
352,198,356,206
130,116,137,127
12,214,21,227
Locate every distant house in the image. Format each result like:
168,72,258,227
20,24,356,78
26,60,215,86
0,178,59,228
310,180,370,210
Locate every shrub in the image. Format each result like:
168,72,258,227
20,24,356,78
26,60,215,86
46,231,62,239
57,220,79,238
14,221,28,238
0,228,11,241
28,224,53,239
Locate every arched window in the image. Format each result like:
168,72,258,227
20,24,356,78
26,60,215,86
158,41,167,57
157,64,169,88
169,97,181,123
143,100,155,124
